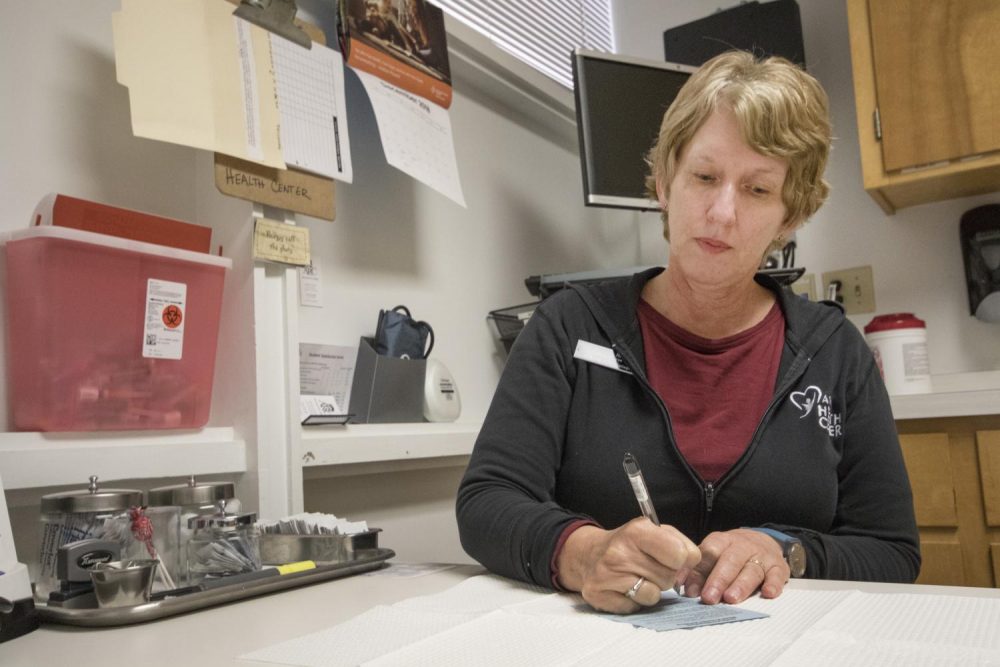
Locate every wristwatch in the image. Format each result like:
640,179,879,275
749,527,806,577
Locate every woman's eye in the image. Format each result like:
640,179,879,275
748,185,771,196
694,173,715,183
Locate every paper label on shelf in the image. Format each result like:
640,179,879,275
299,262,322,307
143,278,187,359
253,218,311,266
299,394,343,422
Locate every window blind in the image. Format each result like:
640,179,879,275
431,0,615,88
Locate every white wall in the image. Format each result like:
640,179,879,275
0,1,664,566
288,5,666,562
295,64,660,422
612,0,1000,376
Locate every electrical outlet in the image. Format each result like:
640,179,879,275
821,265,876,314
790,272,817,300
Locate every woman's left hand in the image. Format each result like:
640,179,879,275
681,528,790,604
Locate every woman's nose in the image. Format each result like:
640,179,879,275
707,184,737,226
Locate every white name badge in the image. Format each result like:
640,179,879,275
573,340,632,375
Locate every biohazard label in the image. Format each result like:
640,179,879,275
143,278,187,359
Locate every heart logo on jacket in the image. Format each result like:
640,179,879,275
790,385,823,418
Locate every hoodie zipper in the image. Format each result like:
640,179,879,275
611,343,703,487
613,341,812,535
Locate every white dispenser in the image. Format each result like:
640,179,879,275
423,359,461,422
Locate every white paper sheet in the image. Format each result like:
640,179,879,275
298,343,356,411
363,562,459,579
298,395,343,422
391,573,550,615
355,71,465,207
0,469,33,602
240,575,1000,667
239,605,477,667
365,609,633,667
271,37,353,182
772,591,1000,666
575,631,795,667
298,262,322,307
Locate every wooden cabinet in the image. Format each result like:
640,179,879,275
896,415,1000,587
846,0,1000,213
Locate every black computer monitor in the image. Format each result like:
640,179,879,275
572,49,695,211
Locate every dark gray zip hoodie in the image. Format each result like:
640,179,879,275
457,268,920,588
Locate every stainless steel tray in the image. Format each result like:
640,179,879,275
259,529,381,565
39,547,394,627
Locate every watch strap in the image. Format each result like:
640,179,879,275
746,527,806,577
747,527,797,545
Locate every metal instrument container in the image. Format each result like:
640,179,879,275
259,529,382,565
36,476,143,601
90,559,159,608
147,476,239,584
186,511,260,585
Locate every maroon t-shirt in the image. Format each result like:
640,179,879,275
637,298,785,483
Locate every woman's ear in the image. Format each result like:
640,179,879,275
655,177,668,210
780,217,804,239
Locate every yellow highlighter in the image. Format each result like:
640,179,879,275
276,560,317,575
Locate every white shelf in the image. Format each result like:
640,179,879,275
300,422,480,468
891,388,1000,421
0,427,247,490
890,371,1000,421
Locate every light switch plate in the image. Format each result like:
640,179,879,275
790,272,817,301
821,265,876,314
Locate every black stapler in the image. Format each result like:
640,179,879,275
46,539,120,609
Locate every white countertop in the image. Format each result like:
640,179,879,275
3,563,999,666
890,371,1000,420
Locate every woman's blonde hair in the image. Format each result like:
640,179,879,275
645,50,832,238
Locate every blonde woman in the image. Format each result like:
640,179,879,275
457,51,919,614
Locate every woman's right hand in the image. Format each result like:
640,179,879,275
555,518,701,613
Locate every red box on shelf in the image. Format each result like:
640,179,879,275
32,193,213,253
1,226,231,431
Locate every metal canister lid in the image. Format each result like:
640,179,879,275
147,475,236,507
40,476,143,514
188,512,258,531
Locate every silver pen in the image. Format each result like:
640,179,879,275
623,452,659,525
623,452,682,594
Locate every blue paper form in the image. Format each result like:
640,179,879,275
600,592,769,631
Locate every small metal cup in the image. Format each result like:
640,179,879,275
90,559,159,608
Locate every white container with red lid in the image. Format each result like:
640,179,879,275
863,313,932,395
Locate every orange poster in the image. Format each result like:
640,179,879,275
337,0,452,108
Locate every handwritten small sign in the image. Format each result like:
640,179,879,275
253,218,311,266
214,153,335,221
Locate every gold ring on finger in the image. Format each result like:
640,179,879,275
747,557,766,575
624,576,645,600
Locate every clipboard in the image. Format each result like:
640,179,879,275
215,1,338,220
